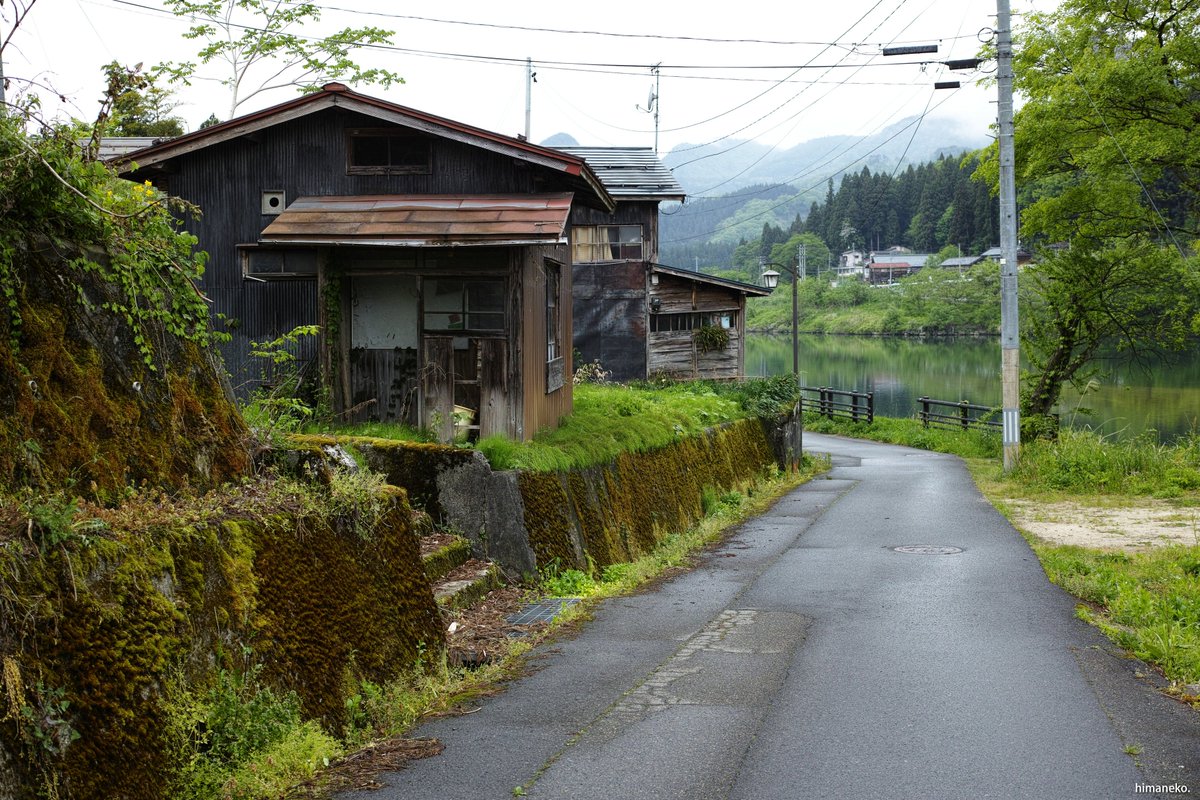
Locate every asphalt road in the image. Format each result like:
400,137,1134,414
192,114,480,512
346,433,1200,800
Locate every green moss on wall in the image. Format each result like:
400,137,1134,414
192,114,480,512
517,419,775,572
0,487,443,799
0,270,251,502
516,471,579,570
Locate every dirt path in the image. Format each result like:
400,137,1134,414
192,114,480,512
1002,498,1200,550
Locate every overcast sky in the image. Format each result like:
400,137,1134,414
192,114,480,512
4,0,1060,153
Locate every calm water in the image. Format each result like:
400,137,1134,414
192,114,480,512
746,334,1200,442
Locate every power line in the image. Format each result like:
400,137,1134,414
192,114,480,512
663,88,959,245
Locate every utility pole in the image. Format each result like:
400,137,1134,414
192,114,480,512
524,58,535,141
997,0,1021,471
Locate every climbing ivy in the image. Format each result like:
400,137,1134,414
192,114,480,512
0,106,220,371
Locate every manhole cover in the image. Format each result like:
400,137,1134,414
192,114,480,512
891,545,963,555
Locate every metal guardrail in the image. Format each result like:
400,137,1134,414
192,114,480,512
917,396,1001,432
795,385,1001,433
800,386,874,424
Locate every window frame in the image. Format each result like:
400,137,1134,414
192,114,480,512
239,245,318,280
571,224,644,263
421,277,507,335
345,128,433,175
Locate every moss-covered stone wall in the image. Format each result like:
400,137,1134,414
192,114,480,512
519,418,777,571
338,417,782,577
0,491,443,799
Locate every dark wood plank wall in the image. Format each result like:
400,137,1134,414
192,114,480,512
571,261,647,382
154,107,582,399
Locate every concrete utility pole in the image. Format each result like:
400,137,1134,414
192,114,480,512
997,0,1021,471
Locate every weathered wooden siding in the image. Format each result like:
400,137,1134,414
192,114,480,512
348,347,420,423
650,275,742,314
521,245,573,438
569,201,661,262
571,260,647,382
647,329,742,379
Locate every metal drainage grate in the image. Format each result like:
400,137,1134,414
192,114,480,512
891,545,964,555
506,598,581,625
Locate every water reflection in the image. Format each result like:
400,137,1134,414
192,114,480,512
746,334,1199,442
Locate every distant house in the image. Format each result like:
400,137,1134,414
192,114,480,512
980,246,1034,266
110,83,615,442
867,250,932,285
938,255,983,272
561,147,768,381
838,250,867,280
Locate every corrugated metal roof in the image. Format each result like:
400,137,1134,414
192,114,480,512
96,137,166,159
260,194,573,246
558,147,685,201
650,263,771,297
940,256,982,268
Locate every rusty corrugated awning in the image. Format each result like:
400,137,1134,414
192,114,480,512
260,193,574,246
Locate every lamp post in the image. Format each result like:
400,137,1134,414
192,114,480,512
760,261,799,381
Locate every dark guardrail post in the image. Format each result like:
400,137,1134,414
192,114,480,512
919,396,930,428
867,391,874,424
959,400,970,430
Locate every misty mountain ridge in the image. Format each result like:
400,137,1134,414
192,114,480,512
664,114,988,196
656,115,990,266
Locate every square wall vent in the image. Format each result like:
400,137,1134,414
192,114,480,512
261,190,286,215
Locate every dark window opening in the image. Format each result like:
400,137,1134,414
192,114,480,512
241,247,318,278
649,310,737,333
347,129,432,174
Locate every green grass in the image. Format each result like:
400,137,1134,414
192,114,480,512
1031,543,1200,684
477,378,797,471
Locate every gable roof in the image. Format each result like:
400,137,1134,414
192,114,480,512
557,147,685,201
260,194,573,247
110,83,615,212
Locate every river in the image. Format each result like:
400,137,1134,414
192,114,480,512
745,333,1200,442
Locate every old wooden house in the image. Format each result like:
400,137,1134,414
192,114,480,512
114,83,614,442
561,147,768,381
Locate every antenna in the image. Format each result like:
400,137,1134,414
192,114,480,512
635,63,662,153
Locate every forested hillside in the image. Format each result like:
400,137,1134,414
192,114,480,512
668,151,999,277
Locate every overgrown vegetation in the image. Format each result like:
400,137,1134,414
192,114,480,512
0,101,220,372
476,377,798,472
1030,544,1200,686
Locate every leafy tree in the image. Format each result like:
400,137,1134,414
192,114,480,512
99,62,185,138
156,0,401,119
976,0,1200,419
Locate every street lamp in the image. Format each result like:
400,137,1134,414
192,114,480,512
760,261,799,382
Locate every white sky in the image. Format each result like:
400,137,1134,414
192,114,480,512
4,0,1060,153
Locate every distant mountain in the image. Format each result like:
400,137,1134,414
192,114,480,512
659,116,988,267
540,132,580,147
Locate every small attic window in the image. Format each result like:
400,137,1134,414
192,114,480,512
346,128,431,175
